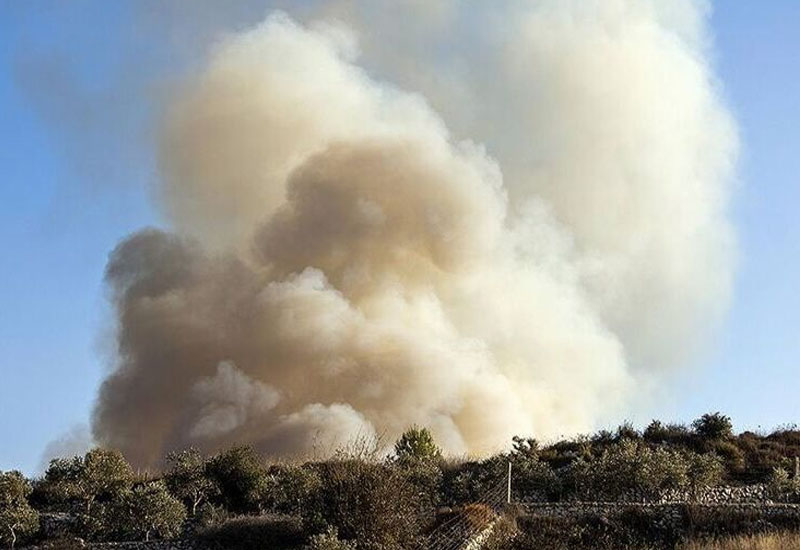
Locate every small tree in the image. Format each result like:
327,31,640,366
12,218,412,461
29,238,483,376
43,449,133,512
685,451,724,499
80,449,134,512
569,440,690,501
165,448,219,515
40,456,84,506
692,413,733,441
767,467,800,502
260,464,323,518
0,471,39,549
313,460,424,548
207,446,267,513
394,426,442,463
119,481,187,541
304,526,356,550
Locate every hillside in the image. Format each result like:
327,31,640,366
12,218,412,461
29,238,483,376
4,414,800,549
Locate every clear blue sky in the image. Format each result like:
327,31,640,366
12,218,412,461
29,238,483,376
1,2,799,474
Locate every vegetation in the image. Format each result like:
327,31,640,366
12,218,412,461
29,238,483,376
497,504,800,550
393,426,442,463
680,532,800,550
0,471,38,549
114,481,187,541
5,416,800,549
38,448,133,512
164,448,219,515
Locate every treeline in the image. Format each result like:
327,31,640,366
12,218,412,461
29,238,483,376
2,414,800,549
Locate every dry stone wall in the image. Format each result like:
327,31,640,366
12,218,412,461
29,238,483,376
23,541,206,550
521,501,800,532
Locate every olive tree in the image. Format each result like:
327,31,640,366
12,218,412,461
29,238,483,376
118,481,186,541
43,448,133,512
686,451,725,498
165,448,219,515
207,446,268,513
569,440,690,501
0,471,38,549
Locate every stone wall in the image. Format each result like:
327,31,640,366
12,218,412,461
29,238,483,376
658,484,771,504
521,501,800,532
23,540,206,550
521,484,775,505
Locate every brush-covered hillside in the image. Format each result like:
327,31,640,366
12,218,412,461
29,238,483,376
4,413,800,549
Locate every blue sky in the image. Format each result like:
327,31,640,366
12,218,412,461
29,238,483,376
1,2,799,474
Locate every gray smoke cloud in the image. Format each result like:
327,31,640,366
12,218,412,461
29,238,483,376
92,1,737,468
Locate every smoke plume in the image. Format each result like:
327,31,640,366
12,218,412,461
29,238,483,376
93,1,737,467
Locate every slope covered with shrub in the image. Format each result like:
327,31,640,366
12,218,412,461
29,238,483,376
2,413,800,548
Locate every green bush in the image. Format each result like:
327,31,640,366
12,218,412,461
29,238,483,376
312,459,425,549
165,448,219,516
565,440,710,501
767,467,800,502
115,481,187,541
193,501,230,530
0,470,39,549
394,427,442,463
207,446,268,514
40,449,133,513
304,526,356,550
693,413,734,441
260,463,323,518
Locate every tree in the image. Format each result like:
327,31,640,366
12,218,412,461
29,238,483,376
686,452,724,499
165,448,219,516
692,412,734,441
260,464,323,518
43,449,133,512
304,526,356,550
313,460,423,549
207,446,268,513
0,471,39,549
568,440,690,501
40,456,84,506
118,481,186,541
394,426,442,463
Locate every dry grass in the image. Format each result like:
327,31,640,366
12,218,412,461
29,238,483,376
682,532,800,550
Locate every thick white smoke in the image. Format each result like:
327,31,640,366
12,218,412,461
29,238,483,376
93,1,737,467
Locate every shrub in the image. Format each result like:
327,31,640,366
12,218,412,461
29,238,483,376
767,467,800,502
115,481,187,541
693,413,734,441
304,526,356,550
615,422,641,442
260,463,323,518
512,506,681,550
394,457,443,511
686,452,725,498
41,449,133,513
193,502,230,530
394,426,442,463
207,446,268,514
510,455,559,502
441,456,509,505
0,471,39,549
312,459,425,549
198,514,305,550
164,448,219,515
566,440,692,501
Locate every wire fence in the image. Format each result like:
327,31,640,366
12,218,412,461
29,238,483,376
426,475,509,550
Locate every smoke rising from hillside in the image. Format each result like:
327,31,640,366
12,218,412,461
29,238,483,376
93,1,737,467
